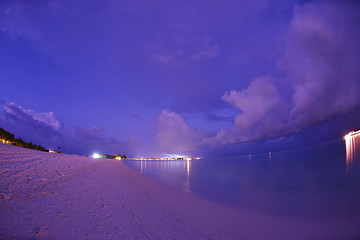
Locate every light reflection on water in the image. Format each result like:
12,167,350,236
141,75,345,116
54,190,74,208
345,131,360,171
123,140,360,219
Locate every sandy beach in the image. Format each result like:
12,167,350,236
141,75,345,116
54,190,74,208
1,143,359,240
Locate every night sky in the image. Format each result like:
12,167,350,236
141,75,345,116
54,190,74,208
1,0,360,157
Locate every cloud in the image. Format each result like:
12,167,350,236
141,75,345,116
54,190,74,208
190,44,219,60
154,109,210,154
0,0,108,62
0,0,277,115
73,126,104,139
212,2,360,145
150,41,219,66
0,101,123,155
68,126,123,155
205,112,233,123
0,102,64,147
22,109,63,130
222,76,284,130
281,2,360,126
150,51,183,66
212,76,288,144
150,37,219,67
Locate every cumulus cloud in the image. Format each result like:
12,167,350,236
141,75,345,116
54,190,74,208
213,76,288,144
22,109,63,130
155,0,360,153
154,109,210,154
68,126,123,155
222,76,285,130
73,126,104,139
0,102,63,146
282,2,360,126
212,2,360,145
0,101,123,155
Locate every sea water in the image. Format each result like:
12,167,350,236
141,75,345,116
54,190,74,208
123,138,360,219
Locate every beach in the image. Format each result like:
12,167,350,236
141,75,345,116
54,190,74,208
1,143,359,240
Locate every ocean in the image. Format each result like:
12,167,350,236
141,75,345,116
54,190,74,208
123,137,360,219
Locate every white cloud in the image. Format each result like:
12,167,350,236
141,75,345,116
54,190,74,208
0,101,123,155
23,109,63,130
211,2,360,145
211,76,288,144
154,109,209,154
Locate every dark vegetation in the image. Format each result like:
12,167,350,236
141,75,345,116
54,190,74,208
1,127,128,157
97,153,128,159
0,127,48,152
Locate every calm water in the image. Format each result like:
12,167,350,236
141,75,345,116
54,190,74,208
123,137,360,219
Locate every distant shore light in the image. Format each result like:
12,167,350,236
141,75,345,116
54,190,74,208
344,130,360,140
92,153,101,158
344,129,360,171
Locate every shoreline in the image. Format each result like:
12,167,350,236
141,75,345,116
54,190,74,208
1,143,359,239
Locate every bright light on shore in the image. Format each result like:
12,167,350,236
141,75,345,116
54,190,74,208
344,130,360,140
92,153,101,158
344,129,360,171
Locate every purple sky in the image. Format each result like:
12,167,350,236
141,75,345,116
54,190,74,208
1,0,360,157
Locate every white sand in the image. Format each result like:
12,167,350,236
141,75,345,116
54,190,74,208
1,143,359,240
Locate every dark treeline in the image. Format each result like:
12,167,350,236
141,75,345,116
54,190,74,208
1,127,128,157
0,127,48,152
98,153,128,159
